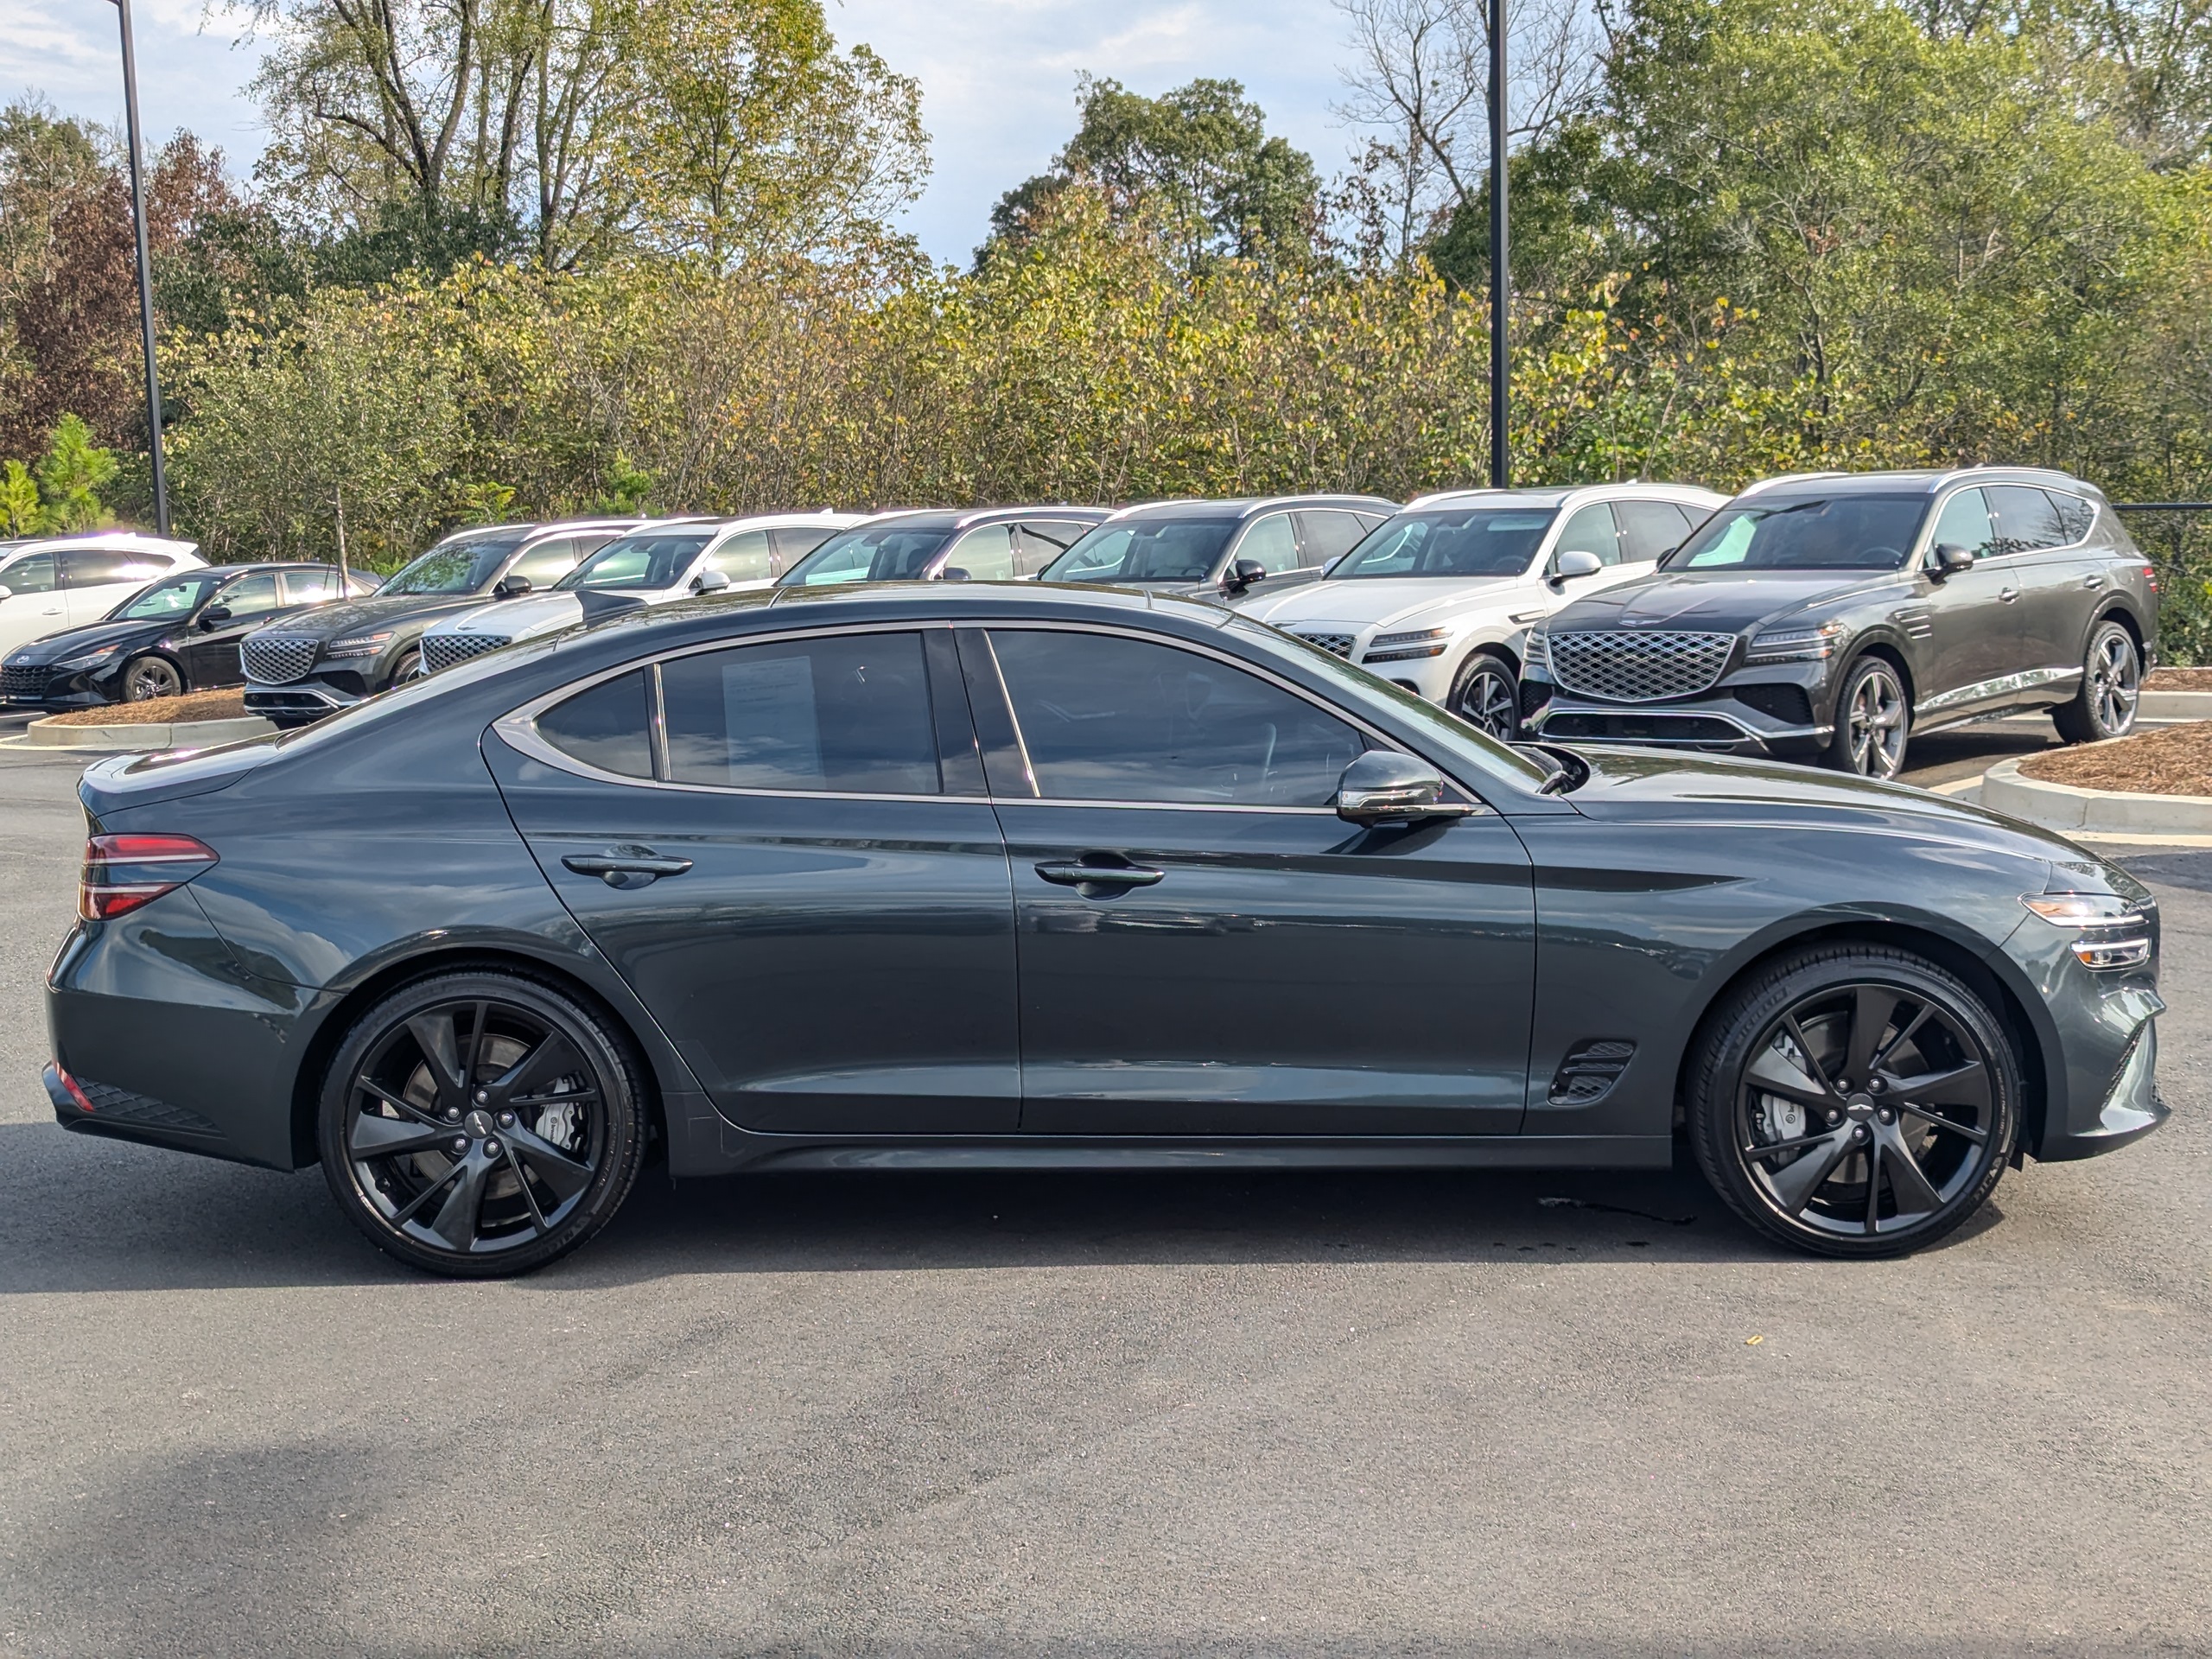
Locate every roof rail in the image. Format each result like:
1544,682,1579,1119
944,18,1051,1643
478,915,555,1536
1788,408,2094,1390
1736,472,1848,497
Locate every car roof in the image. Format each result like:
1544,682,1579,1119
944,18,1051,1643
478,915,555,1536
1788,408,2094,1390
1402,482,1724,511
1,531,200,559
1094,494,1398,525
1736,466,2101,500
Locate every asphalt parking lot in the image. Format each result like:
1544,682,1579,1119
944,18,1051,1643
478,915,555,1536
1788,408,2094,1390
2,711,2209,1656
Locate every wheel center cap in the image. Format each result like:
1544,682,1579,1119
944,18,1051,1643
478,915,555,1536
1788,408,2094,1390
463,1109,497,1139
1844,1095,1877,1121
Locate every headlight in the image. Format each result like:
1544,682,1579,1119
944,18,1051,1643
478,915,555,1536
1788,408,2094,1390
2021,892,2152,969
58,643,124,669
1746,620,1847,663
326,631,394,658
1362,627,1451,664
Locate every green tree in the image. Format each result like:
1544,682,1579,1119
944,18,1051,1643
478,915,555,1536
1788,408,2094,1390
0,459,42,534
32,415,121,531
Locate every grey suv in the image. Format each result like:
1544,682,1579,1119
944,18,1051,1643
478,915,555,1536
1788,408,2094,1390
1520,467,2158,778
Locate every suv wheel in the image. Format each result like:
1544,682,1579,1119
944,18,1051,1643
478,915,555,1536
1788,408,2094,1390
390,647,426,687
1687,944,2018,1258
1825,655,1909,779
2053,620,2139,744
1450,649,1521,741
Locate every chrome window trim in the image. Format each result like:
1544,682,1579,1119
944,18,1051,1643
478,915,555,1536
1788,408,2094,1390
1915,482,2102,570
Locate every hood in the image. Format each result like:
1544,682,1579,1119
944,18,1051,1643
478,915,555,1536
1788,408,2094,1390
254,591,489,640
1552,569,1897,634
7,617,168,663
435,592,584,642
1239,575,1528,631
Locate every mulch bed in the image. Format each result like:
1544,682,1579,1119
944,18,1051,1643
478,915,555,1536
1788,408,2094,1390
2147,668,2212,690
2019,721,2212,796
44,690,249,727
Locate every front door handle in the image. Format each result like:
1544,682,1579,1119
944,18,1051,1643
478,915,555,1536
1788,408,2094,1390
563,845,694,889
1034,858,1166,894
1997,587,2019,603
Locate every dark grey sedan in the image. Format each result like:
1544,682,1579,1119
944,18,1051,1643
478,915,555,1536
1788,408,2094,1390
46,583,2161,1275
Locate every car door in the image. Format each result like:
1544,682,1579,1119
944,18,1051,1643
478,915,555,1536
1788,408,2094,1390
60,548,175,626
181,570,287,687
967,625,1535,1135
486,625,1021,1135
1985,485,2094,684
0,552,65,654
939,524,1017,581
1917,487,2024,712
1225,512,1310,591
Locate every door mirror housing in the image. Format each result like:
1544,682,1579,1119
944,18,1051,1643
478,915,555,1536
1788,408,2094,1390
493,574,533,599
1548,549,1605,589
939,566,971,582
0,585,13,601
1335,751,1476,826
197,603,233,627
1221,557,1269,595
1932,542,1975,577
690,568,730,594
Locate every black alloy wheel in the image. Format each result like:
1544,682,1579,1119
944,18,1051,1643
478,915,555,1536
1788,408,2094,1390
1451,649,1521,741
1688,945,2018,1257
318,971,646,1276
2053,620,2140,744
390,647,426,687
122,653,183,702
1826,655,1909,779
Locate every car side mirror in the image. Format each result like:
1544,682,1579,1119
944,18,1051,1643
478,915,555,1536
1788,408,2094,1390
1336,751,1476,827
1221,557,1269,595
1548,549,1605,590
494,574,533,599
0,585,13,601
940,566,971,582
198,603,232,627
690,569,730,594
1932,542,1974,577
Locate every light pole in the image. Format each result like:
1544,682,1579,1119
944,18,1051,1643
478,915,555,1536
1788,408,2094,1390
1488,0,1509,489
107,0,170,536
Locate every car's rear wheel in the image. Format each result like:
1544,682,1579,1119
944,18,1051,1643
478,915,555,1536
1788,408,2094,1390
1450,649,1521,741
1687,944,2018,1258
318,970,647,1277
1824,655,1909,779
2052,620,2139,744
121,654,183,702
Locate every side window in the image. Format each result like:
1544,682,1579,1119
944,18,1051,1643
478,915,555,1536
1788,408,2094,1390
1985,486,2069,555
1293,510,1369,567
988,629,1365,807
63,550,168,588
945,524,1015,580
1234,512,1301,575
2046,491,2096,545
537,669,653,779
709,530,776,583
1613,501,1694,563
1928,489,1995,560
767,524,838,575
1553,502,1623,565
213,572,284,618
571,531,624,559
280,568,340,605
1014,520,1089,577
509,538,581,587
0,552,57,594
661,632,939,794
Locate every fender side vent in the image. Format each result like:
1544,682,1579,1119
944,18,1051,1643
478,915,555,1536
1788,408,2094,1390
1548,1039,1637,1105
74,1077,222,1137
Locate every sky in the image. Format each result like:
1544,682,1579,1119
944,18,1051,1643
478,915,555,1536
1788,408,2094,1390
3,0,1365,266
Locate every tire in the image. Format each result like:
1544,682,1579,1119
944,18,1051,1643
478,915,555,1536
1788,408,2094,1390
317,969,648,1278
388,648,426,688
1823,654,1910,779
1449,648,1521,741
2052,619,2140,744
1687,944,2019,1258
121,653,184,702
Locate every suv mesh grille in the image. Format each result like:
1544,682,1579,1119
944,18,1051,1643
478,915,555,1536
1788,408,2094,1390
1292,629,1357,659
242,634,319,684
422,633,506,674
1548,629,1736,702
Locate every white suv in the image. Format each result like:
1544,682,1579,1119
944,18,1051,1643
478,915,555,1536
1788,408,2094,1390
0,533,205,658
419,512,856,673
1234,483,1725,737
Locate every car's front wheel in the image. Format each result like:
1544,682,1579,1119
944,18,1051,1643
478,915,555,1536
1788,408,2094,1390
1687,944,2018,1257
2053,620,2140,744
389,647,426,688
1450,648,1521,741
318,969,648,1277
1824,654,1909,779
121,653,183,702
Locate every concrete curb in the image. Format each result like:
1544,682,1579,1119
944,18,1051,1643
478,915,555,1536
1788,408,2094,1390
2141,688,2212,721
22,714,275,753
1980,756,2212,836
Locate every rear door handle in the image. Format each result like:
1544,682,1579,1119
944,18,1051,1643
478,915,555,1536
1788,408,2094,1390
2083,574,2107,590
1034,858,1166,892
563,845,694,888
1997,588,2019,602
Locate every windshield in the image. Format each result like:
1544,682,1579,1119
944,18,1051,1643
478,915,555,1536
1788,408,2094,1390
776,524,955,586
1666,495,1929,571
557,530,715,592
110,571,224,620
380,534,531,595
1042,518,1239,583
1333,507,1558,579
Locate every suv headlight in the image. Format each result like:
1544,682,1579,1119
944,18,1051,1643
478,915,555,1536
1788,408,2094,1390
1746,620,1847,663
2021,892,2152,969
326,631,394,658
1362,627,1452,664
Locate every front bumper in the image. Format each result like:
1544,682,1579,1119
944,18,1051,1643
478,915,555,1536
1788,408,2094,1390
1522,661,1832,758
3,662,121,710
243,670,369,725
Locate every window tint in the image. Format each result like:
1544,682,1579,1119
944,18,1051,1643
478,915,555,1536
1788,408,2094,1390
112,571,218,618
1294,510,1370,565
382,536,524,595
1012,525,1073,577
281,568,340,605
988,629,1365,807
571,531,624,559
1554,502,1622,565
710,529,775,583
510,538,582,587
1986,485,2070,554
1670,495,1926,570
779,524,955,586
662,632,938,793
538,669,653,779
1042,518,1238,583
1613,500,1694,563
1235,513,1302,575
0,552,59,594
63,549,171,588
767,524,839,570
213,572,284,617
1334,508,1556,579
2047,492,2096,543
559,530,715,591
946,524,1016,580
1928,489,1994,559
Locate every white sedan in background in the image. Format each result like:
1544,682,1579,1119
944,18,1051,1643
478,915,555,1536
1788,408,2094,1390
0,532,206,658
419,512,857,673
1233,483,1726,738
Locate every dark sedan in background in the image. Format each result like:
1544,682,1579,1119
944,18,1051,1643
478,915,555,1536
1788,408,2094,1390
1521,467,2158,777
1039,495,1397,600
240,518,638,727
2,562,375,708
44,582,2162,1277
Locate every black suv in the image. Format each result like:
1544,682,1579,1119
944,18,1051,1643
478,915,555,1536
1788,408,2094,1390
1521,467,2158,778
241,520,636,727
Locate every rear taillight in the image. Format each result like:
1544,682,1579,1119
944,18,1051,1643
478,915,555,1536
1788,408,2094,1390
79,833,219,921
2143,563,2158,593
